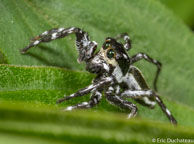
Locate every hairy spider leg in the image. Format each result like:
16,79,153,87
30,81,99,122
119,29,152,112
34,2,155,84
115,33,131,51
155,95,177,125
128,66,156,108
131,53,162,91
64,90,102,111
121,89,177,124
105,86,138,118
121,89,155,99
57,77,113,104
21,27,98,62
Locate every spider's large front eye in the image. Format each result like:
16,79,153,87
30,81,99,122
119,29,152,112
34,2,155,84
106,48,115,59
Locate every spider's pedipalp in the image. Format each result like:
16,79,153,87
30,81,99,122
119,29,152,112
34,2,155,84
21,27,98,62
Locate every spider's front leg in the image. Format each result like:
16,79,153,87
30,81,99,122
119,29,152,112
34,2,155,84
105,86,138,118
131,53,162,91
64,90,102,111
21,27,97,62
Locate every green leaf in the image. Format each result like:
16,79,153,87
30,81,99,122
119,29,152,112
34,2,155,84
1,100,194,144
159,0,194,28
1,0,194,107
0,64,194,144
0,0,194,143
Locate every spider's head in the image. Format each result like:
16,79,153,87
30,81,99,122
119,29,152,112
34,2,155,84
101,38,130,76
86,37,130,77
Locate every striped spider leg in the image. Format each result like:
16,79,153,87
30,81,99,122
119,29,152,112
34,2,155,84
120,66,177,124
57,77,113,111
105,85,138,118
120,87,177,124
115,33,176,124
21,27,98,63
115,33,161,91
115,32,131,51
131,53,162,92
21,27,177,125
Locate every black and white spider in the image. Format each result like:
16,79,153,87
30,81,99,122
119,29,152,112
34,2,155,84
21,27,177,125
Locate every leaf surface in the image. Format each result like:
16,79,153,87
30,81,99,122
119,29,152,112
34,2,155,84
0,0,194,143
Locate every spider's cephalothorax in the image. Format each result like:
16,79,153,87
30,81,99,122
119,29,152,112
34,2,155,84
21,27,177,125
86,37,130,78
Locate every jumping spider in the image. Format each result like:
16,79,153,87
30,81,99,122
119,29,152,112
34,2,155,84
21,27,177,125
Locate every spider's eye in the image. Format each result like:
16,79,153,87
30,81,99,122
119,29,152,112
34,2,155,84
106,48,115,59
104,42,111,49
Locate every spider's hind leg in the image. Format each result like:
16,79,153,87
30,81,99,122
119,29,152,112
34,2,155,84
155,95,177,125
64,90,102,111
121,89,177,125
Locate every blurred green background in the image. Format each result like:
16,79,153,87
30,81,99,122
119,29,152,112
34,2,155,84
160,0,194,30
0,0,194,144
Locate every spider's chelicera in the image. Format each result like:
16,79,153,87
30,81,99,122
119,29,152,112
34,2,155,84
21,27,177,125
